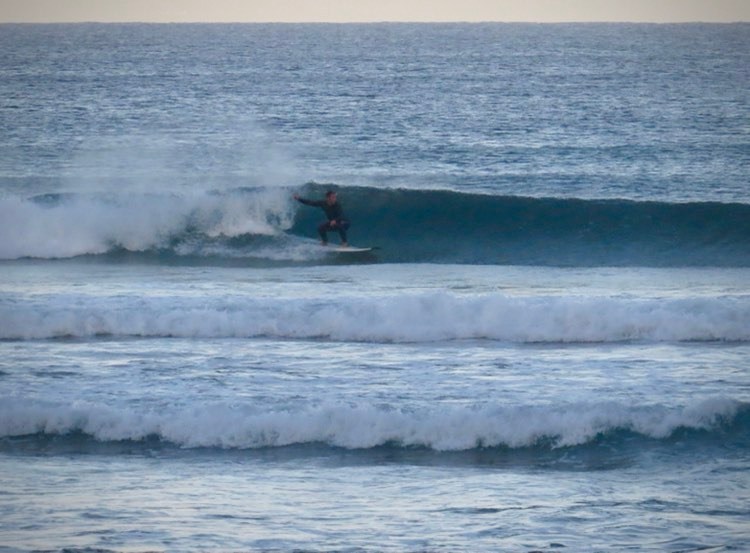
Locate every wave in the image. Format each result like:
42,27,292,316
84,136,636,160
2,185,749,267
1,397,745,454
2,291,749,343
0,186,297,261
306,185,750,267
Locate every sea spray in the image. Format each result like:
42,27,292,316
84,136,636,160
0,187,296,259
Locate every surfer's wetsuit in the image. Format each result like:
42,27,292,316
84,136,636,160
296,196,350,244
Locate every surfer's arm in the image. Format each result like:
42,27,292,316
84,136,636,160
293,194,325,208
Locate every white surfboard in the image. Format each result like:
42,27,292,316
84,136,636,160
327,245,373,253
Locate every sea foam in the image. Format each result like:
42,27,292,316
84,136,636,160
0,396,742,451
0,188,295,260
1,292,748,343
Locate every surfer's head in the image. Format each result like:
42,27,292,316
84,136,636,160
325,190,337,204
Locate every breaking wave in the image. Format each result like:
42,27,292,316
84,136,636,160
0,396,745,453
1,184,749,267
2,291,749,343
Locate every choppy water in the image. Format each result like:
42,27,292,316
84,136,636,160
1,22,749,553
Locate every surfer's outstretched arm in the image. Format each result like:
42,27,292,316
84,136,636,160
293,194,325,208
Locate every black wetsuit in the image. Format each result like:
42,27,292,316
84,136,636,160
296,197,350,244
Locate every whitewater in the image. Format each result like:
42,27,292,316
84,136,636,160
1,22,749,553
3,280,750,342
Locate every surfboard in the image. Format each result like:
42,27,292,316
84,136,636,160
327,245,373,253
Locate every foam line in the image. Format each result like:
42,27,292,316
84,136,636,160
0,397,743,451
2,292,749,343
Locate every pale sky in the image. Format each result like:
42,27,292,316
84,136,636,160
1,0,749,23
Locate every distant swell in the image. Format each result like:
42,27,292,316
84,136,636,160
0,397,745,452
2,292,749,343
1,185,749,267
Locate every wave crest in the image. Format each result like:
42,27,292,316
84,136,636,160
1,397,744,452
0,187,294,260
2,292,749,343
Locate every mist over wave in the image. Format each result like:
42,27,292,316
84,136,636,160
1,396,744,452
2,291,748,343
0,187,296,260
2,184,748,267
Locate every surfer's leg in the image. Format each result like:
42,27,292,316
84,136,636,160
337,220,350,244
317,221,329,245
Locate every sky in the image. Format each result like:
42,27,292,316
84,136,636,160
1,0,749,24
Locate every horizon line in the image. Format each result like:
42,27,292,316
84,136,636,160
2,19,748,25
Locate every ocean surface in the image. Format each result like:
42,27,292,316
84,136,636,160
1,22,749,553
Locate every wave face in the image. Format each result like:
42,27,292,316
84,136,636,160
1,185,748,267
293,185,750,267
0,397,746,455
2,292,749,343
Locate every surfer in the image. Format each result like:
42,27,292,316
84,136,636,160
293,191,350,247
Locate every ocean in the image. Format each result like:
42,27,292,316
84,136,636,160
0,22,749,553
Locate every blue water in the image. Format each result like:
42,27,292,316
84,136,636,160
1,23,749,553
